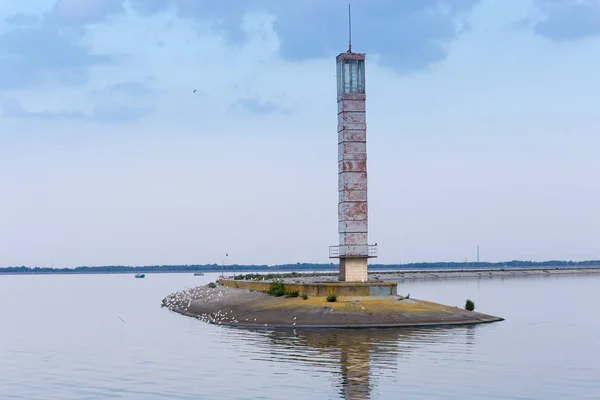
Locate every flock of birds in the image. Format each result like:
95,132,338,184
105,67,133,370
161,284,299,327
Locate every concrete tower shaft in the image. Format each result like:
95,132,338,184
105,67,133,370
330,51,377,282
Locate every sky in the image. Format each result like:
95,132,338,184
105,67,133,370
1,0,599,268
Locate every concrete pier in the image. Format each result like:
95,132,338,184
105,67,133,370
162,284,503,329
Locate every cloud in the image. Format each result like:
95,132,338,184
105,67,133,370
534,0,600,41
232,96,291,115
0,96,153,124
4,13,40,26
91,103,154,123
2,0,600,267
0,96,85,120
46,0,125,25
105,81,155,96
269,0,478,72
0,24,114,89
38,0,479,73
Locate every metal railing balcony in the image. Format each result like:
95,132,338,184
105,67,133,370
329,244,378,258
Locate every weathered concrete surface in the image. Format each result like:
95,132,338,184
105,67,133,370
162,285,503,329
220,279,397,296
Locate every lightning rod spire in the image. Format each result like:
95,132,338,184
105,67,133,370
348,4,352,53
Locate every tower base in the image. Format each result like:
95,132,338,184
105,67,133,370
339,257,368,282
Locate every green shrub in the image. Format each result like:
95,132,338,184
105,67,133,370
267,280,286,297
302,293,308,300
284,290,299,298
326,294,337,302
465,299,475,311
208,282,216,288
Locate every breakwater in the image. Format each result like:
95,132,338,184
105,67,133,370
230,267,600,284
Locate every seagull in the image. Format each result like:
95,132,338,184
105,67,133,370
193,89,197,94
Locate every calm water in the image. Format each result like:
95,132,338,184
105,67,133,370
1,272,598,399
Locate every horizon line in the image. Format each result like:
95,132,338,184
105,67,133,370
2,259,600,270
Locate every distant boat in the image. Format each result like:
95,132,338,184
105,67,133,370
194,272,204,276
135,273,145,278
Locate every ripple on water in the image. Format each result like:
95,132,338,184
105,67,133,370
1,273,600,399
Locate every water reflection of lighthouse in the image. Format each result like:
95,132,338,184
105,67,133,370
262,329,404,399
254,327,477,400
333,331,376,399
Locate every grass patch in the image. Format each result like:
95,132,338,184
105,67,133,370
267,280,286,297
302,293,308,300
265,280,299,298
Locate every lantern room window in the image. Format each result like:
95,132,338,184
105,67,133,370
337,58,365,95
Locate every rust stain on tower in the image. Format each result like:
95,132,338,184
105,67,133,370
329,46,378,282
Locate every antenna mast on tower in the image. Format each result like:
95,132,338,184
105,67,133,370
348,4,352,53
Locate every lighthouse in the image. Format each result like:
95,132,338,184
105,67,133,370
329,37,377,282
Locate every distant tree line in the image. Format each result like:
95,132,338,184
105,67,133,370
0,260,599,274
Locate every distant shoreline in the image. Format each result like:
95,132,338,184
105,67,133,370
1,262,600,276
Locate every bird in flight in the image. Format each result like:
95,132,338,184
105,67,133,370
193,89,197,94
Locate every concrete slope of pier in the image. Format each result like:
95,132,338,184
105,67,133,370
162,285,503,329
